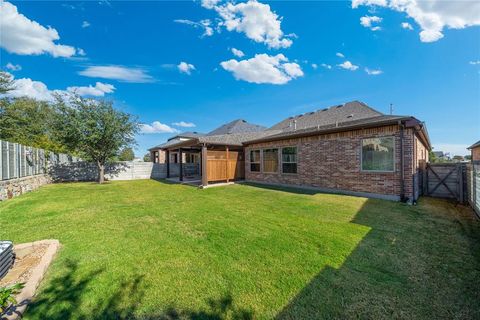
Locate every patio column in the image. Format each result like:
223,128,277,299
179,148,183,182
201,144,208,187
166,150,170,178
226,146,229,183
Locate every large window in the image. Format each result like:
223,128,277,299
263,149,279,173
250,150,261,172
282,147,297,174
361,137,395,172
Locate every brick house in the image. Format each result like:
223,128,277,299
150,101,430,202
468,140,480,162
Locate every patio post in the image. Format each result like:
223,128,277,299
201,144,208,187
179,148,183,182
166,150,170,178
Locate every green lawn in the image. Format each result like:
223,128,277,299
1,180,479,319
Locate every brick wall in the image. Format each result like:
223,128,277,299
472,147,480,161
245,125,418,201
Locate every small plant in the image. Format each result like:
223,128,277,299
0,283,25,314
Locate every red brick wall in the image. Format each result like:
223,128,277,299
472,147,480,161
245,125,417,200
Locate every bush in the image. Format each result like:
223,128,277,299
0,283,25,314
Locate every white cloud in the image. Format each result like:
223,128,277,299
336,52,345,58
338,61,359,71
177,62,196,75
365,67,383,75
207,0,293,49
67,82,115,97
81,21,90,28
231,48,245,57
201,0,221,9
5,62,21,71
0,1,77,57
311,63,318,69
140,121,179,134
79,65,154,83
7,77,56,101
174,19,213,37
401,22,413,30
360,15,382,30
77,48,86,56
352,0,480,43
321,63,332,69
469,60,480,65
220,53,303,85
172,121,196,128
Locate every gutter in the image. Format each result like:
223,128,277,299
399,120,406,202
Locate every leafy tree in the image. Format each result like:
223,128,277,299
118,147,135,161
54,96,139,183
0,97,66,153
428,150,437,163
143,153,151,162
465,155,472,161
0,71,13,94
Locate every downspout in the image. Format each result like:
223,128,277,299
399,121,406,202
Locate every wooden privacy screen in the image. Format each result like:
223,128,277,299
206,150,244,182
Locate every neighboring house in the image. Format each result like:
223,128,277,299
468,140,480,162
433,151,446,161
149,101,431,202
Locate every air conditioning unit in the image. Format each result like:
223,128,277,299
0,241,14,280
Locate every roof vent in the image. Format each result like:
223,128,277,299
336,105,343,108
321,108,328,112
307,111,315,115
297,114,303,118
347,114,354,118
242,120,247,123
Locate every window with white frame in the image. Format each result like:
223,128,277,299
250,150,261,172
282,147,297,174
263,149,279,173
361,137,395,172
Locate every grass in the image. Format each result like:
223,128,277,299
0,180,479,319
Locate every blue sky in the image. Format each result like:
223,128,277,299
1,0,479,157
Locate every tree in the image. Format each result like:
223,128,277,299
0,97,66,153
0,71,13,94
118,147,135,161
54,96,139,183
143,153,151,162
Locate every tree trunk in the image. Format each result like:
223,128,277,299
98,162,105,184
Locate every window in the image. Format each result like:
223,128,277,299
282,147,297,174
263,149,279,173
250,150,261,172
361,137,395,171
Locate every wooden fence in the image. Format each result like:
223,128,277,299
0,140,79,181
206,150,244,182
466,162,480,218
423,163,466,202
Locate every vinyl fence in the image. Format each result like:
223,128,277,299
0,140,80,181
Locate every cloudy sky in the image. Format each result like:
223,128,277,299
1,0,479,156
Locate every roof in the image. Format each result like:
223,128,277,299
433,151,444,157
244,115,414,144
167,131,204,141
207,119,266,135
269,101,383,132
468,140,480,150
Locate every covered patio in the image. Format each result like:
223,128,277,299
162,139,245,188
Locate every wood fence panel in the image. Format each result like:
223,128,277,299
424,163,466,202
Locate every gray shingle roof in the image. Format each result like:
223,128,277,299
269,101,383,132
468,140,480,149
244,115,412,144
207,119,266,135
197,130,282,146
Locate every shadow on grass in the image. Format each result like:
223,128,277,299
275,198,480,319
23,260,252,320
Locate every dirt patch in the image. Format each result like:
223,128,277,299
0,244,48,287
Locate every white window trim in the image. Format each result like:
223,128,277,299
360,136,396,173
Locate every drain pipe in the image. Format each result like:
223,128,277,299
399,121,406,202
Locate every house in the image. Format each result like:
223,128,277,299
468,140,480,162
149,101,431,202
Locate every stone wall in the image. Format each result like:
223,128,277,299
0,174,51,201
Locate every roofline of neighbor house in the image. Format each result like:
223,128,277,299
468,140,480,150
